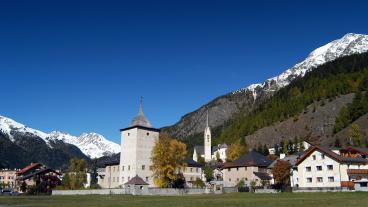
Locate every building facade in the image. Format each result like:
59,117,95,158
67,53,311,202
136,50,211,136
119,99,160,187
97,161,120,189
294,145,368,189
222,151,273,187
0,169,17,188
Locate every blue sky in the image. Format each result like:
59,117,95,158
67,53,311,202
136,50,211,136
1,0,368,143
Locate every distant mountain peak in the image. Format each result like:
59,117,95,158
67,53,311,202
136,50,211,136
0,115,120,158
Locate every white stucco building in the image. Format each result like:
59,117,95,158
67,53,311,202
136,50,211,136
193,110,228,163
293,145,368,189
119,99,160,187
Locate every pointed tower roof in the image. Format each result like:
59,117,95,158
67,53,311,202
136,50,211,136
206,109,209,128
130,97,152,128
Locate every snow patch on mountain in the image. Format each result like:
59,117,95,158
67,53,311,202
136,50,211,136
0,115,120,158
233,33,368,99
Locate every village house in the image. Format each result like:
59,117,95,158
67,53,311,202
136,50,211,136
293,145,368,190
222,151,273,187
0,168,18,189
16,163,61,192
179,158,203,187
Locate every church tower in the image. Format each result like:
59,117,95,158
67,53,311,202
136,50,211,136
204,110,212,162
119,97,160,187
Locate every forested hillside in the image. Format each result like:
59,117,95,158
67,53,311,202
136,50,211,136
219,52,368,147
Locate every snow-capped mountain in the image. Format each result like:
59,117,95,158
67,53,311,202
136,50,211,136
48,131,120,158
164,33,368,138
234,33,368,99
0,115,120,158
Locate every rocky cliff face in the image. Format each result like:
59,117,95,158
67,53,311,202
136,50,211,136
163,33,368,140
244,93,356,148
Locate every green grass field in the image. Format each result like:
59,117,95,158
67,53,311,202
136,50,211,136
0,192,367,207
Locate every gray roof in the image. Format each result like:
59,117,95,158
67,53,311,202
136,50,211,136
130,99,152,128
124,175,149,185
194,146,204,155
223,151,273,168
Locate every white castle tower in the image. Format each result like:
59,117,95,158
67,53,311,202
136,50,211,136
119,97,160,186
204,110,212,162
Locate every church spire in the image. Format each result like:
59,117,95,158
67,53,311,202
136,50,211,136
206,109,209,128
138,96,143,115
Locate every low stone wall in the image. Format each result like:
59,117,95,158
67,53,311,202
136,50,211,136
52,187,238,196
255,189,279,194
223,187,238,193
292,187,351,193
52,189,125,195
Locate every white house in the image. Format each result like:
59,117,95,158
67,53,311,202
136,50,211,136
294,145,368,189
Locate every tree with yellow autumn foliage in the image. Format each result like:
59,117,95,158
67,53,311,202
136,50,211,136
226,141,248,161
151,133,187,188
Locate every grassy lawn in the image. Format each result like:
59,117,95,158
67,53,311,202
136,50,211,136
0,192,368,207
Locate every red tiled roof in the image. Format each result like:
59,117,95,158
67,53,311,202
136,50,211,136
16,163,42,175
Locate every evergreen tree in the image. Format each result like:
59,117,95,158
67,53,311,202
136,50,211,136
349,124,362,147
334,138,341,148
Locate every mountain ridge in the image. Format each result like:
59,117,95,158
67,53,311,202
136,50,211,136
163,33,368,142
0,115,120,159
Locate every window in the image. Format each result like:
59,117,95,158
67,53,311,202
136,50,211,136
321,154,325,159
196,168,199,173
312,155,316,160
307,178,312,183
117,177,119,182
190,177,193,181
306,167,311,172
229,178,231,182
237,178,239,181
128,133,130,136
228,168,231,172
146,177,149,182
117,166,120,171
147,132,150,136
122,166,125,171
328,177,334,182
113,177,115,182
122,177,124,182
142,165,145,170
113,166,115,172
190,168,193,172
316,166,322,171
128,165,131,171
237,168,239,171
128,177,130,181
327,165,333,170
245,167,247,171
245,178,248,181
317,177,323,183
